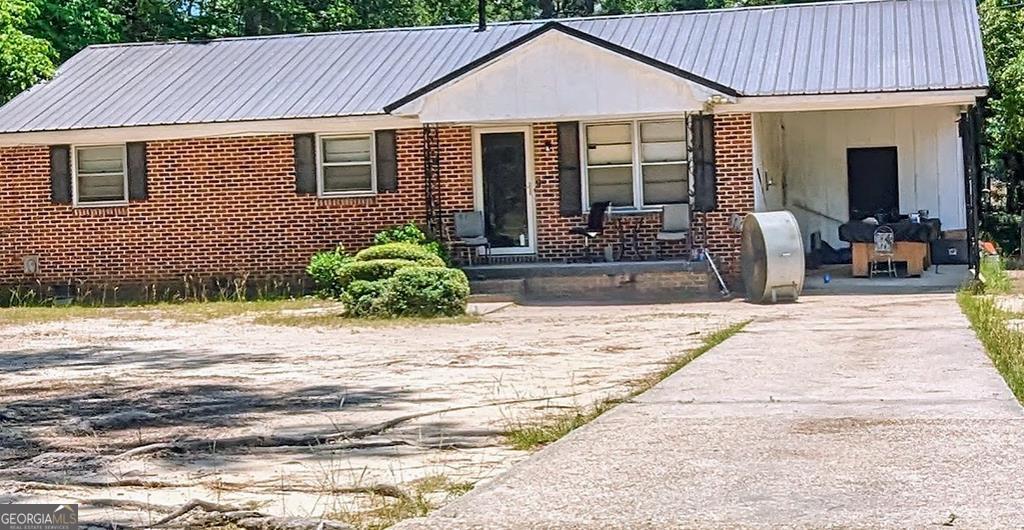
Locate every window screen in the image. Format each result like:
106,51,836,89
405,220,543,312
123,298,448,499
320,135,374,194
76,145,126,204
585,123,634,206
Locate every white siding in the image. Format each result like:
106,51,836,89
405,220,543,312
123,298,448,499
410,31,721,123
752,106,966,247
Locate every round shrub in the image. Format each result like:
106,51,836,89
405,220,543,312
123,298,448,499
377,267,470,317
354,243,446,267
373,223,449,264
336,259,420,291
341,279,389,317
306,247,352,298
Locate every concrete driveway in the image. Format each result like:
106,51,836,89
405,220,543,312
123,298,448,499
398,293,1024,529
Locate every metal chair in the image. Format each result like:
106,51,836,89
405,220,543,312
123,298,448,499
568,201,611,262
655,203,690,259
453,211,490,265
870,225,896,278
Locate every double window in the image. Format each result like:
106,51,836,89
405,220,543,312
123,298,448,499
74,145,128,205
318,134,375,196
583,119,688,210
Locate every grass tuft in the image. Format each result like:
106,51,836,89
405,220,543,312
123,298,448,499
505,320,751,450
978,255,1012,294
958,291,1024,404
330,474,472,530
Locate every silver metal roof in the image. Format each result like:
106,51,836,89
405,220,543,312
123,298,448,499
0,0,987,134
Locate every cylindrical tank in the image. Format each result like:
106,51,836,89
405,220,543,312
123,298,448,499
741,211,805,303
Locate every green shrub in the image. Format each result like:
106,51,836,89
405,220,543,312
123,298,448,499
307,247,352,298
340,279,389,317
377,267,470,317
354,242,446,267
373,223,448,263
336,259,420,291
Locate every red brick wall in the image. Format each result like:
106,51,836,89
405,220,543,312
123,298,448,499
701,113,755,277
0,133,428,287
0,116,754,290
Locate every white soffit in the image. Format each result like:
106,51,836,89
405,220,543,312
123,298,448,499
393,31,732,123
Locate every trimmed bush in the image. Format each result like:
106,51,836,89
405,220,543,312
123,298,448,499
341,279,389,317
373,222,449,263
377,267,470,317
306,247,352,298
354,242,446,267
335,259,419,290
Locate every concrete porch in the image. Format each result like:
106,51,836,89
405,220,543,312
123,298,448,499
463,259,715,303
803,264,972,295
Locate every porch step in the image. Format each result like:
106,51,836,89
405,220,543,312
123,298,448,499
465,260,717,302
470,279,525,302
468,292,519,303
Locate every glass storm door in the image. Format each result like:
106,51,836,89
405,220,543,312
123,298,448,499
479,131,533,254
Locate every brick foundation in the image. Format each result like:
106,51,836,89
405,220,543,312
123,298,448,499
0,115,755,296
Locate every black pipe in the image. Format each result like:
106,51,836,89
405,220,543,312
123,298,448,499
476,0,486,31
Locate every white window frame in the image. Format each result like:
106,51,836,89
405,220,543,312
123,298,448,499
72,144,129,208
316,133,377,198
580,117,690,212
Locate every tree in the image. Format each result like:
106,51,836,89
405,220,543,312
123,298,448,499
978,0,1024,249
0,0,56,102
29,0,122,61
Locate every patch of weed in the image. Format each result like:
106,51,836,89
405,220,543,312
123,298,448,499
505,320,751,450
329,474,472,530
958,292,1024,403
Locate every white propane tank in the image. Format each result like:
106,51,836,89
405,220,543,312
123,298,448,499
741,211,805,303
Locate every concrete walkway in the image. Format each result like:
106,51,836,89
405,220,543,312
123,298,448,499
398,293,1024,529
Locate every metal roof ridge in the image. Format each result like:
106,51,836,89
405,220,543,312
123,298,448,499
82,0,926,50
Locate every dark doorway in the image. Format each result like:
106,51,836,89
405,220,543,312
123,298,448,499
847,147,899,221
480,131,531,251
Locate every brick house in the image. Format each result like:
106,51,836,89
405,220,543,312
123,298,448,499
0,0,987,299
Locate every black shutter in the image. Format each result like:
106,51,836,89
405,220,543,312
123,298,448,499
127,142,148,201
294,134,317,195
50,145,72,204
691,114,717,212
557,121,582,216
375,130,398,192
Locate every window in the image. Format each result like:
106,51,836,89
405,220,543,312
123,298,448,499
583,118,688,209
74,145,127,205
318,134,375,195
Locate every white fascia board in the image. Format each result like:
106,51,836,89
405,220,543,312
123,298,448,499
0,114,422,147
720,89,986,113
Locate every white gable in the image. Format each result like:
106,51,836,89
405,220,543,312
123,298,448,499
393,30,731,123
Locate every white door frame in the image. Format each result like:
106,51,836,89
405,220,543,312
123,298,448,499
472,125,537,255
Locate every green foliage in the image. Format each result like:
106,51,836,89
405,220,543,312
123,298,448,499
980,0,1024,155
0,0,56,102
981,255,1012,294
306,246,353,298
354,242,446,267
373,222,448,263
981,210,1023,256
339,278,388,317
29,0,122,61
376,266,470,317
335,258,419,290
958,291,1024,404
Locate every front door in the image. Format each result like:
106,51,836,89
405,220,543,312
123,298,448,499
847,146,899,221
476,129,534,254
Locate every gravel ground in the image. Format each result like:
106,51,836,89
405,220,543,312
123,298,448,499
0,300,744,528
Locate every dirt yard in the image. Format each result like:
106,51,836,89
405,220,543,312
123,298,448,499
0,299,743,529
